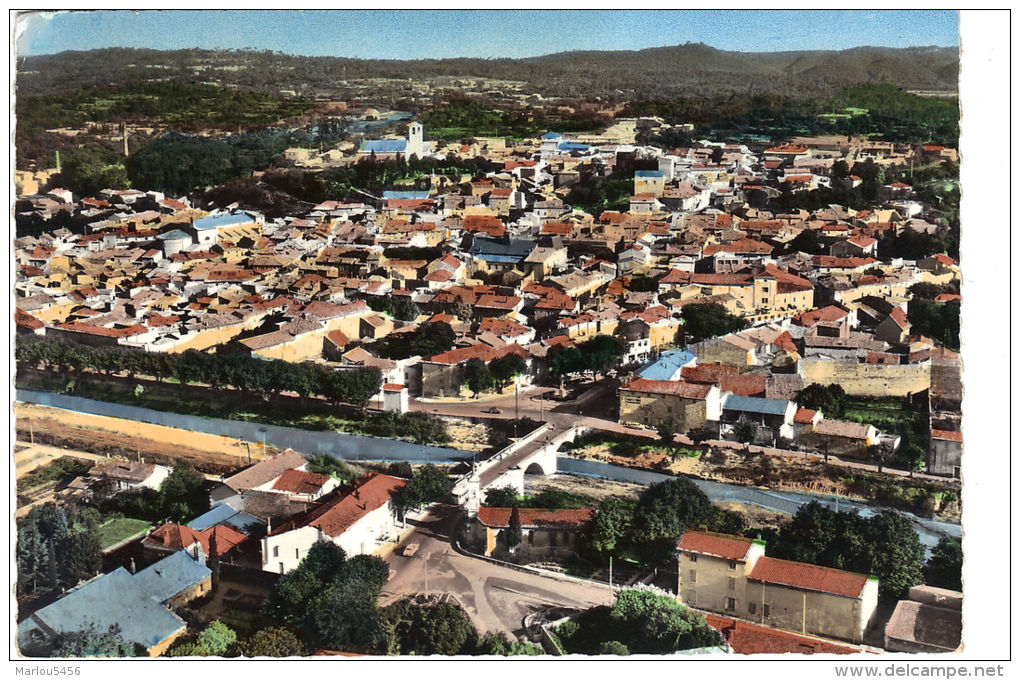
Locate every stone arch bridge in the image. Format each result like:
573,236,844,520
452,422,583,515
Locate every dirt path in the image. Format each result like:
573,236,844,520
15,402,275,475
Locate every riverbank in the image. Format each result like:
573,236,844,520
16,365,488,450
562,439,960,523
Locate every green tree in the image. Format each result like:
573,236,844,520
306,455,355,483
483,486,521,508
628,274,659,292
924,536,962,592
412,602,476,656
908,298,960,351
796,383,849,419
158,465,208,523
476,632,542,656
462,358,496,397
314,576,385,651
198,621,237,657
394,465,451,514
734,419,758,445
489,354,526,389
506,507,523,550
51,624,139,658
263,541,347,629
629,478,719,565
680,304,747,342
608,590,721,653
239,628,305,658
774,502,923,600
598,640,630,655
586,500,633,561
579,335,624,377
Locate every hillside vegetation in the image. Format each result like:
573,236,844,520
17,44,958,101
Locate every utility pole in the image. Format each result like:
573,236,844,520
514,376,519,439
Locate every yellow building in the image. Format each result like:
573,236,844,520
677,531,879,644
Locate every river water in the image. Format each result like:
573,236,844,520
17,389,959,550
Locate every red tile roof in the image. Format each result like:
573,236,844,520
931,429,963,443
326,330,350,348
682,363,738,384
793,305,850,327
748,556,870,599
720,374,768,397
540,221,574,235
704,615,859,655
271,473,406,539
477,507,593,528
620,378,712,399
793,407,818,424
272,469,333,495
144,523,247,558
934,293,961,303
703,238,774,256
15,309,44,330
382,383,405,391
54,322,149,338
677,531,755,561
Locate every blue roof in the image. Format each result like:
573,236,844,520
382,191,430,200
542,132,563,140
192,212,258,231
187,503,264,533
558,142,590,152
359,139,407,153
722,394,791,416
23,567,188,650
636,350,697,381
157,229,190,241
133,550,212,603
636,170,665,178
469,236,535,262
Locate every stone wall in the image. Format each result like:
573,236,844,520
798,358,930,397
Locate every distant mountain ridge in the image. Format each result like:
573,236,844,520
16,43,959,100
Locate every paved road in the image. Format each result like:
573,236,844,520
380,504,613,637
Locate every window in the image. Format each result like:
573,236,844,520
295,548,300,559
273,546,279,558
763,604,770,618
688,569,697,583
748,603,757,615
687,591,696,606
728,561,737,570
728,577,736,590
279,563,284,574
726,598,736,612
689,554,697,563
563,531,571,545
528,531,534,545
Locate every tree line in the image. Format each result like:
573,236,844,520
16,335,382,407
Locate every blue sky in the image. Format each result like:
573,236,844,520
16,10,958,59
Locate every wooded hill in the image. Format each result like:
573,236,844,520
17,43,958,101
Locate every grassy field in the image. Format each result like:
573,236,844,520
97,517,152,550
